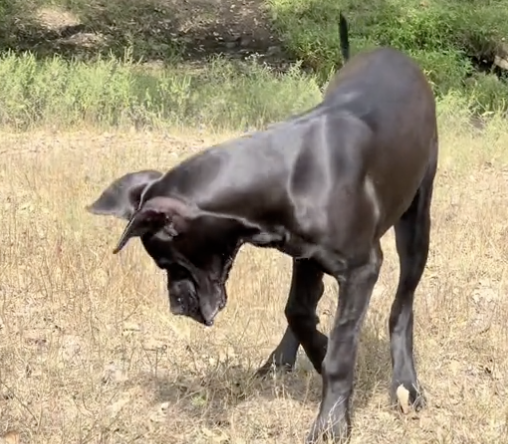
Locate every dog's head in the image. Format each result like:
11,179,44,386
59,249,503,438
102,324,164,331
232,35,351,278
86,170,242,326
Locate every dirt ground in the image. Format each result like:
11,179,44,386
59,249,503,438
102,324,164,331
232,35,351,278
1,124,508,443
29,0,292,69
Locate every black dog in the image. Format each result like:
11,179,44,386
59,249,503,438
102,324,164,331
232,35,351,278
87,14,438,444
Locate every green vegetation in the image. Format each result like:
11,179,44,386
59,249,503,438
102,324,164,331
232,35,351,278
0,52,321,130
0,50,475,132
266,0,508,115
1,0,508,128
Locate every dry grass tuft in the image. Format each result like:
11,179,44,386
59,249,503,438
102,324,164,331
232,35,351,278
1,120,508,443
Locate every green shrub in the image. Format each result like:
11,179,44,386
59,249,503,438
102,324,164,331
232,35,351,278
266,0,508,114
0,52,322,130
466,72,508,116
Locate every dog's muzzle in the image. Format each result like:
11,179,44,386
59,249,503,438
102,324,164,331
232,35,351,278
168,279,226,327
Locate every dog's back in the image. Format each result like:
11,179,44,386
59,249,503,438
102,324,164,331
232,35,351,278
322,14,436,143
324,15,434,115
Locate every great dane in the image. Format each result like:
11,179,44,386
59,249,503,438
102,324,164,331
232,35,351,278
87,13,438,443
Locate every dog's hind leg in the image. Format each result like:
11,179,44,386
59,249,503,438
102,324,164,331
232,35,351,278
256,258,326,377
389,158,437,411
256,324,300,376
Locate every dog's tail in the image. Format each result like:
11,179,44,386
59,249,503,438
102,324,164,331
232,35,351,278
338,12,350,63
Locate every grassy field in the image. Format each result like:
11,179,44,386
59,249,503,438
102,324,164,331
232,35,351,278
1,72,508,444
1,2,508,439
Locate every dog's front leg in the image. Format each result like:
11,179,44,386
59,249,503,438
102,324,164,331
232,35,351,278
256,258,326,376
307,243,383,444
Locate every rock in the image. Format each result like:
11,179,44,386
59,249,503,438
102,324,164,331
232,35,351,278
494,55,508,71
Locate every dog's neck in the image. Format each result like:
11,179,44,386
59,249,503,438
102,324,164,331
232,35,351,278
143,132,297,251
158,132,292,224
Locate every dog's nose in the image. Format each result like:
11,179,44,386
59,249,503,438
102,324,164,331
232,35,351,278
200,301,219,327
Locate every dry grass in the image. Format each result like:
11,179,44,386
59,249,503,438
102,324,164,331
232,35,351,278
1,119,508,444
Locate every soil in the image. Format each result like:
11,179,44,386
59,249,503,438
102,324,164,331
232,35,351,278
162,0,287,63
25,0,293,70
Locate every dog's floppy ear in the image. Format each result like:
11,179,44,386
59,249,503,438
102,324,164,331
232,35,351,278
113,196,198,254
86,170,163,220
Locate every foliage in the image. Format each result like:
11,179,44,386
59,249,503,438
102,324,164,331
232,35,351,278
0,51,322,130
267,0,508,114
2,0,508,119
